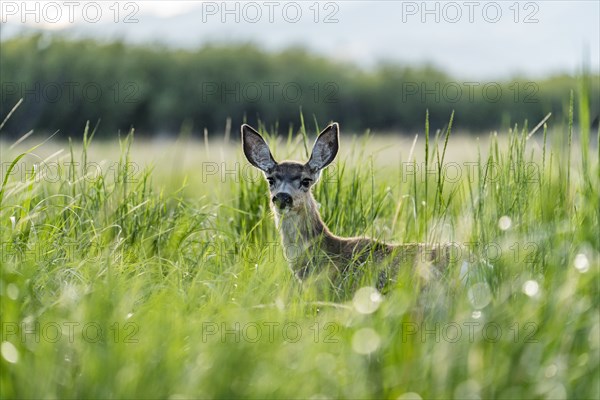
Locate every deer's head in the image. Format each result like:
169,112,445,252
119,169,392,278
242,123,339,214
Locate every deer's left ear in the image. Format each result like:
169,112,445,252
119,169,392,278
307,123,339,172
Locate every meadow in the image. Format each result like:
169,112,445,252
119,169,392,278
1,101,598,399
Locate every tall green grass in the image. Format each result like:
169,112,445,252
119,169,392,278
1,100,598,399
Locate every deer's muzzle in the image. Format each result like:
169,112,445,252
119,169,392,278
272,193,293,209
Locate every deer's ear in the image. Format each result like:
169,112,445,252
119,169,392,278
242,124,277,172
307,123,339,172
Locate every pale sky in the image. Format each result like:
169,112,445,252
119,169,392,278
2,1,599,79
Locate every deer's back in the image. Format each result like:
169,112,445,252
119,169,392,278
319,235,452,289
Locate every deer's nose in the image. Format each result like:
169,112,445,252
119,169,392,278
272,193,293,209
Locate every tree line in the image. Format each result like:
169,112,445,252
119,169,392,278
1,34,597,138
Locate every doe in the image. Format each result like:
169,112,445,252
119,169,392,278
242,122,450,291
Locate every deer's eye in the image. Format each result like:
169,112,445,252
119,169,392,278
267,177,275,186
301,178,312,188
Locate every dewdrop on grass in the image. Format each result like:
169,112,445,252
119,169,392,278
352,287,382,314
498,216,512,231
352,328,381,355
6,284,19,300
522,280,540,297
1,342,19,364
468,282,492,309
574,254,589,273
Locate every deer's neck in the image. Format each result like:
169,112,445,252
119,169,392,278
273,194,330,250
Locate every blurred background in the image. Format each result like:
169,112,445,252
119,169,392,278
1,0,599,138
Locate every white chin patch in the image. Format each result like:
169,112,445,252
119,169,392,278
278,207,291,214
278,207,298,216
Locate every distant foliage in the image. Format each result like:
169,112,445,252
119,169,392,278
1,34,598,138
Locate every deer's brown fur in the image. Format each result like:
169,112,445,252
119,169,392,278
242,122,450,290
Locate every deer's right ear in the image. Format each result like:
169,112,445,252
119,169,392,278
241,124,277,172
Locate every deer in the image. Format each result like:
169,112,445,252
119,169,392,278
241,122,452,293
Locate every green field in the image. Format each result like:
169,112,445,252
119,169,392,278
1,103,598,399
